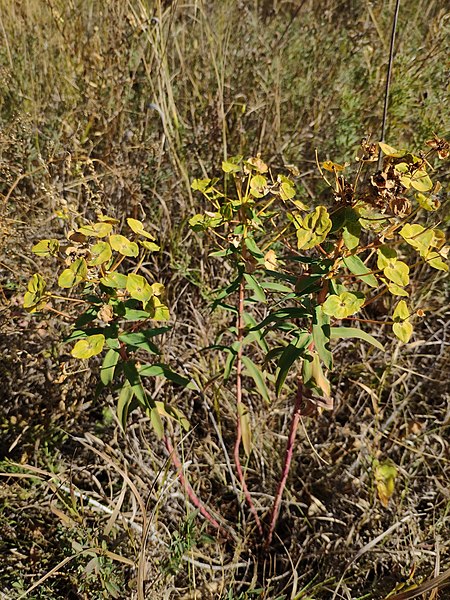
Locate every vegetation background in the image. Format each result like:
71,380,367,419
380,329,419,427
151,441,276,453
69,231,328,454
0,0,449,598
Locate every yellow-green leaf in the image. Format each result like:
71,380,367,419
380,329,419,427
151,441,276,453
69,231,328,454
384,260,409,287
78,222,112,238
23,273,46,312
109,234,139,257
393,300,409,321
32,239,60,257
378,142,405,157
279,181,296,201
89,241,112,266
377,245,397,270
127,218,155,239
321,160,345,172
145,296,170,321
250,174,267,198
393,321,413,343
399,223,433,256
385,281,409,297
296,206,332,250
374,460,397,507
140,240,160,252
71,334,105,359
426,255,448,271
151,282,165,296
410,169,433,192
416,192,440,211
100,272,128,289
222,160,240,173
322,292,365,319
58,258,87,288
126,273,153,303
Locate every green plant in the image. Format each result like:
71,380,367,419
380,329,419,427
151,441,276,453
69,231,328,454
189,137,448,544
23,215,189,438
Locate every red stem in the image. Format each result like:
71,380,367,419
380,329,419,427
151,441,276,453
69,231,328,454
164,435,226,535
234,279,263,535
265,381,303,548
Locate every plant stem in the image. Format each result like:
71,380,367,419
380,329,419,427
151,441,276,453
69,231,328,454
164,435,227,535
234,278,263,535
377,0,401,170
266,380,303,548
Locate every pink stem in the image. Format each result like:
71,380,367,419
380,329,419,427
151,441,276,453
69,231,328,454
164,436,226,534
266,381,303,547
234,279,263,535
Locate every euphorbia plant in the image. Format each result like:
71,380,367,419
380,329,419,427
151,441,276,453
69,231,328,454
189,136,448,545
23,215,189,437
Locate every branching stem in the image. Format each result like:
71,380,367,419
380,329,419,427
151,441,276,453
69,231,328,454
234,278,263,535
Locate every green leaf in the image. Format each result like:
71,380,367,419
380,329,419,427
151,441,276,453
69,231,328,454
100,272,128,289
139,363,192,388
244,273,266,302
123,361,163,437
342,221,361,250
154,401,190,432
312,306,332,370
127,218,155,239
244,236,264,259
126,273,154,303
330,327,384,351
275,332,311,396
303,352,331,398
149,407,165,439
259,281,292,293
89,241,112,266
58,258,87,288
100,348,120,386
322,292,365,319
71,334,105,359
32,239,60,257
249,174,267,198
343,255,378,288
241,355,270,403
118,331,159,354
109,234,139,257
117,381,134,430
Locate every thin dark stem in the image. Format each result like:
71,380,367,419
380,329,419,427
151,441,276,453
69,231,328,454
377,0,401,171
234,278,263,535
265,381,304,548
